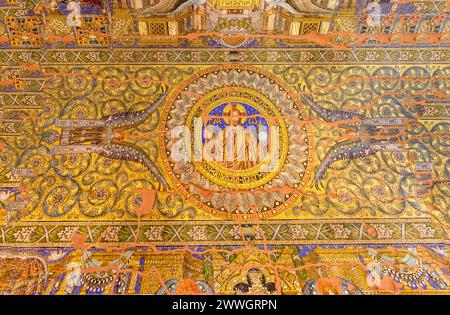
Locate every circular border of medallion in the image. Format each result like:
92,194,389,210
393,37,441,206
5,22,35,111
159,64,314,220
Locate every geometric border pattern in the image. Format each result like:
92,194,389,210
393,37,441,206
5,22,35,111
2,219,447,245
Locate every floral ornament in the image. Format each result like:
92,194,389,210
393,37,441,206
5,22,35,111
100,226,122,242
266,51,281,62
85,51,101,62
22,95,37,106
289,225,308,239
57,226,79,242
330,224,352,239
412,224,436,239
229,225,244,240
253,225,266,240
188,52,201,62
424,106,440,116
187,226,208,241
53,51,67,62
153,51,168,62
18,52,32,62
144,226,164,241
119,51,134,62
398,51,413,61
370,224,393,239
111,18,127,34
13,227,36,242
0,122,16,133
298,51,314,62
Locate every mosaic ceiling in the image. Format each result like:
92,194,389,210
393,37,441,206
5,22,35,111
0,0,448,295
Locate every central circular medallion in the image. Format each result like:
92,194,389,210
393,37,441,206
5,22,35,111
160,65,314,219
185,86,289,190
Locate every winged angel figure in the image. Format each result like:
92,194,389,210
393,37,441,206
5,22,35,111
53,87,170,189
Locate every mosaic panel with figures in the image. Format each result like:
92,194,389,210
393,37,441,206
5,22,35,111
0,0,448,296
